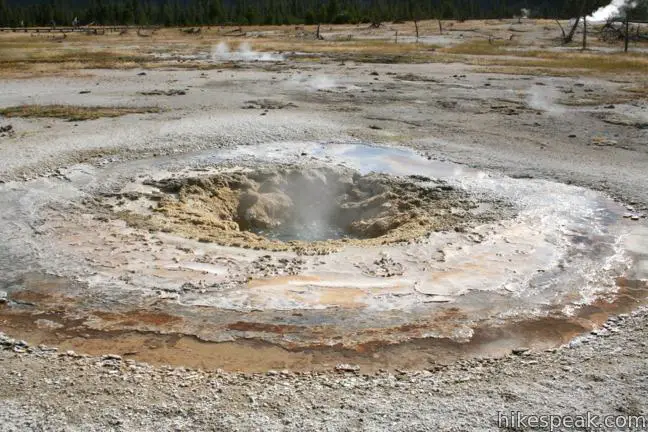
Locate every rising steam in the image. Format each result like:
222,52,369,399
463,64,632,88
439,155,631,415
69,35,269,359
589,0,636,21
527,86,565,116
212,41,284,62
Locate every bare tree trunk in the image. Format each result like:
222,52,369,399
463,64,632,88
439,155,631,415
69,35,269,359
625,15,630,52
437,19,442,34
582,15,587,49
555,19,566,40
414,19,419,42
395,30,398,43
564,16,580,44
316,23,322,40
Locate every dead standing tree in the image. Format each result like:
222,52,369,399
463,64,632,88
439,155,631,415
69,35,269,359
560,0,608,44
583,5,588,49
434,6,443,34
564,15,582,44
625,16,630,51
595,1,647,51
409,1,422,43
555,19,567,39
621,0,648,52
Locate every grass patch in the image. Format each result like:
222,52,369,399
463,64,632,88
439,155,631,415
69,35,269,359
443,40,648,75
517,51,648,74
1,26,647,77
622,83,648,96
442,39,516,55
0,46,157,77
0,32,441,76
255,38,438,55
0,49,152,68
474,66,588,77
0,105,162,121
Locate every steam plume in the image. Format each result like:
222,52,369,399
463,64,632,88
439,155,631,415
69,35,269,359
589,0,635,21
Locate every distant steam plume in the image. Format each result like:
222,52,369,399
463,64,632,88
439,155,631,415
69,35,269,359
212,41,284,62
589,0,635,21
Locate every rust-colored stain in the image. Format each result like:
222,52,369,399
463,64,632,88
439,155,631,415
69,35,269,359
9,290,77,309
615,277,648,291
383,308,466,334
490,317,589,344
1,273,646,372
226,321,301,334
94,310,182,326
10,290,53,303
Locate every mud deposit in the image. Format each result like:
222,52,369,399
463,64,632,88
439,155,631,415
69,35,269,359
0,141,646,371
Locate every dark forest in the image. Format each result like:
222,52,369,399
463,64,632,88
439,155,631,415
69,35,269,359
0,0,631,28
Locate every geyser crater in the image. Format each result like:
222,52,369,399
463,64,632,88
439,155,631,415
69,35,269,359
111,165,499,252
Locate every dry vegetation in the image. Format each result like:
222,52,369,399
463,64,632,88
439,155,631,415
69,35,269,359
0,105,162,121
0,20,647,78
442,39,648,75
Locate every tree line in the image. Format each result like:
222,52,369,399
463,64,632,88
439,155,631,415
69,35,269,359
0,0,645,28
